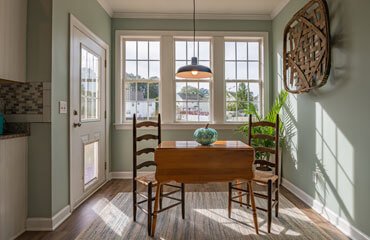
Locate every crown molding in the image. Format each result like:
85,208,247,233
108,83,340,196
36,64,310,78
270,0,290,19
98,0,290,20
112,12,271,20
97,0,113,17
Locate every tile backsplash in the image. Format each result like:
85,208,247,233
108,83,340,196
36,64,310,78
0,82,50,122
0,82,43,114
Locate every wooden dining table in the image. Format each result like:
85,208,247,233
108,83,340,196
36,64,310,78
151,140,259,237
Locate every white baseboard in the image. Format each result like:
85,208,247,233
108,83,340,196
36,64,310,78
26,205,71,231
52,205,71,230
282,178,369,240
110,171,155,179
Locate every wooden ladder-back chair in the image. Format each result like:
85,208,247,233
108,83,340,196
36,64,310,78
229,114,280,233
133,113,185,235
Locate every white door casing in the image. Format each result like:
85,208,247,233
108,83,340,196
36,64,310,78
69,15,109,210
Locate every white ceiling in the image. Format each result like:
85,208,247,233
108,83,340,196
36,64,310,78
97,0,290,20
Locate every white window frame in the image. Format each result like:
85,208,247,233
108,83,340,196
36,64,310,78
115,30,269,130
224,38,264,122
174,37,213,123
121,37,161,121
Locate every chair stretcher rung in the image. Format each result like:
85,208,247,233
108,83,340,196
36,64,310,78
163,196,181,202
136,205,149,215
164,184,182,189
231,187,248,192
157,202,181,213
161,189,180,197
231,193,248,200
231,199,249,206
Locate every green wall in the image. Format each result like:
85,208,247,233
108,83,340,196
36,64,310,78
26,0,52,218
51,0,111,215
110,18,272,172
273,0,370,236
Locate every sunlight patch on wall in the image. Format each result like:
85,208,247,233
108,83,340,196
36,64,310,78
314,103,354,222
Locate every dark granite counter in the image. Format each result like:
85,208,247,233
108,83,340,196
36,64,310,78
0,122,30,140
0,132,29,140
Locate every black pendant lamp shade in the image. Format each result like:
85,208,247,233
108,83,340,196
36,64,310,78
175,0,213,79
176,57,213,79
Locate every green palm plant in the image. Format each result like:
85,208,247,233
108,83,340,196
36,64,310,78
238,90,289,161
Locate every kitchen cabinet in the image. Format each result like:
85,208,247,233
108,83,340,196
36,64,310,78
0,0,27,82
0,136,28,240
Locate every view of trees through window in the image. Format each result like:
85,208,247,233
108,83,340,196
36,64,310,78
225,41,261,122
121,37,263,123
175,40,211,122
124,40,160,120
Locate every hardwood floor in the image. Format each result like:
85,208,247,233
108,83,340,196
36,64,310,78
18,180,348,240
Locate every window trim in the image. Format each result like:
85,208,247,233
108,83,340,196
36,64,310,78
115,30,269,129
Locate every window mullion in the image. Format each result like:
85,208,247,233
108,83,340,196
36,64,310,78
213,36,225,124
160,36,174,123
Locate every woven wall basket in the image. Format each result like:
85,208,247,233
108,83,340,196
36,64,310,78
283,0,331,94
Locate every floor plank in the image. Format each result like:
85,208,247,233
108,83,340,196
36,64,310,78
17,180,348,240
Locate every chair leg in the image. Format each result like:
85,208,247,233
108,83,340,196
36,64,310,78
151,182,162,237
237,180,243,207
181,183,185,219
159,185,163,210
228,182,232,218
248,181,259,234
267,180,272,233
147,183,152,235
275,182,279,218
246,181,250,209
133,181,137,222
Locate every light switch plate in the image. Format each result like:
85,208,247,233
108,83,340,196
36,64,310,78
59,101,68,114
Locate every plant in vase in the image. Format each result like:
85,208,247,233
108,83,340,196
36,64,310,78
238,90,291,166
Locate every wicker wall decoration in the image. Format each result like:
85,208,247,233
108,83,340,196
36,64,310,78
283,0,331,94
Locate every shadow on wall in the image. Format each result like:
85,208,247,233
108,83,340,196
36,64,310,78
279,0,366,232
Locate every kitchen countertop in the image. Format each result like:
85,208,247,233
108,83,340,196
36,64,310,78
0,123,30,140
0,132,29,140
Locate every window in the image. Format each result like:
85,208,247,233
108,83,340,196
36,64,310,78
123,40,160,120
175,40,211,122
81,47,100,121
117,32,267,127
225,41,262,122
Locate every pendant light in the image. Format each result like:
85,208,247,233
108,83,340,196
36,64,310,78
176,0,213,79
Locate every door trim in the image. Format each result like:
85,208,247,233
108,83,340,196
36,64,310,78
69,14,110,211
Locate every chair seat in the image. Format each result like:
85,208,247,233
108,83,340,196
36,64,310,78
135,173,158,186
253,171,279,184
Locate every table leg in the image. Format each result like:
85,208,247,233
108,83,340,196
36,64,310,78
248,181,259,234
151,182,162,237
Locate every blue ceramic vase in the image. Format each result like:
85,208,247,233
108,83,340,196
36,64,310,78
193,124,218,146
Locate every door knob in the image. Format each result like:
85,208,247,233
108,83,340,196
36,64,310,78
73,122,82,128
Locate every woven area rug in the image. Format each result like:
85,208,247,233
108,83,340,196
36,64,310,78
76,192,338,240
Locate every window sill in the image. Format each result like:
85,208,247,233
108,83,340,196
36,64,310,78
114,122,244,130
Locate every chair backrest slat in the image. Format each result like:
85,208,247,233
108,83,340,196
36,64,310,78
136,134,159,142
136,121,158,128
248,114,280,176
136,148,156,156
137,160,157,170
251,134,275,141
251,121,276,128
254,146,276,154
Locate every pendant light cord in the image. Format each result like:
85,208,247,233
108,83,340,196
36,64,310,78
193,0,196,57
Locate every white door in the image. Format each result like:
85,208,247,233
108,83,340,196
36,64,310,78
70,23,107,210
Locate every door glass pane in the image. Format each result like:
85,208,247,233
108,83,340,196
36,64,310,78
81,47,100,122
84,141,99,186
